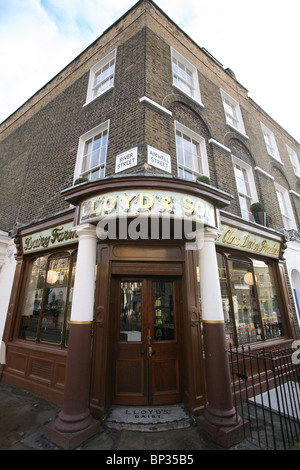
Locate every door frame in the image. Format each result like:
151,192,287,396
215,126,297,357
110,274,182,406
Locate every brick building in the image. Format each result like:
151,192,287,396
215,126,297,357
0,0,299,449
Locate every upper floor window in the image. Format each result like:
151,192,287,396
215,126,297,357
85,49,116,104
232,156,258,221
260,123,282,163
220,89,247,135
287,145,300,177
171,48,202,105
175,121,209,181
74,121,109,182
275,182,297,230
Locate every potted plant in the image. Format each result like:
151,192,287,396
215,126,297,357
197,175,211,185
250,202,267,226
74,177,88,185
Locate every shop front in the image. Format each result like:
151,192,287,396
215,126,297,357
1,176,296,449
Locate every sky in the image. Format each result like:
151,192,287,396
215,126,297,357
0,0,299,143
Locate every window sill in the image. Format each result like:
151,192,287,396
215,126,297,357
172,84,204,108
226,122,249,140
268,153,284,165
83,85,114,107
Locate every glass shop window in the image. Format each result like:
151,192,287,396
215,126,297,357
217,253,283,347
18,251,77,347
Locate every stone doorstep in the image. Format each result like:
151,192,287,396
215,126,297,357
104,406,193,432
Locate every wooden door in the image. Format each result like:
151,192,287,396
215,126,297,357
112,277,181,405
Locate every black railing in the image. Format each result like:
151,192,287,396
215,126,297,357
229,344,300,450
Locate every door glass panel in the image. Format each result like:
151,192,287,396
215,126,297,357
119,282,142,342
153,282,174,341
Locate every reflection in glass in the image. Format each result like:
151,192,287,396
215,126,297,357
253,260,282,339
217,254,235,347
119,282,142,342
19,257,47,342
153,282,174,341
18,253,77,347
65,253,77,347
228,259,261,344
40,257,70,345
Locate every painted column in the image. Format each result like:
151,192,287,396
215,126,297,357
196,227,245,448
45,223,100,450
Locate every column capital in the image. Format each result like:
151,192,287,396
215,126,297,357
71,223,97,239
195,226,221,249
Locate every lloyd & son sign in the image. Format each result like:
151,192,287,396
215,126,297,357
79,189,216,229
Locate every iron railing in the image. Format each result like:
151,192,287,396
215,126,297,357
229,344,300,450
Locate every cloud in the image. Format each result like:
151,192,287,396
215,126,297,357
0,0,299,142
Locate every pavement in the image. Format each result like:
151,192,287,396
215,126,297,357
0,381,290,453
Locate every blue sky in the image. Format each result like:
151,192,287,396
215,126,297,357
0,0,299,143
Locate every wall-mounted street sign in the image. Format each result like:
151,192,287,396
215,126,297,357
147,146,171,173
216,224,281,258
115,147,138,173
22,222,78,253
80,189,216,228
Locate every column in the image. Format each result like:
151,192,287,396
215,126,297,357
45,224,100,450
196,227,245,448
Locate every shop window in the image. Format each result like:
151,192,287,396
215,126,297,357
18,251,77,347
171,48,203,105
275,182,297,230
232,156,258,221
217,253,283,347
220,89,247,136
175,121,209,181
85,49,116,104
74,121,109,182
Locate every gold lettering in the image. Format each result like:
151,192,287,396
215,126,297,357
182,196,194,215
103,196,116,214
139,193,154,212
120,193,136,212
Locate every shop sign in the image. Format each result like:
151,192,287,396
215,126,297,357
147,146,171,173
22,222,78,253
216,225,281,258
115,147,137,173
80,189,216,228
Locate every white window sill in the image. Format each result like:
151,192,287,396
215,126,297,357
172,84,204,108
226,122,249,139
83,85,114,107
268,153,284,165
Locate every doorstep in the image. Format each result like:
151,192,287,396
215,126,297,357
104,405,193,432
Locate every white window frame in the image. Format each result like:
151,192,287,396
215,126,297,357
274,182,297,230
287,145,300,177
175,121,209,182
260,122,282,163
74,120,110,182
85,49,116,105
232,156,258,221
220,89,247,136
171,48,203,106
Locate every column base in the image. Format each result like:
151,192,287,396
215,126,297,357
44,413,100,450
197,407,249,448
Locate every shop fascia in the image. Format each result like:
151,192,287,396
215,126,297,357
216,224,281,259
79,189,217,241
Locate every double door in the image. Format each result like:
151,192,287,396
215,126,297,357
111,277,181,405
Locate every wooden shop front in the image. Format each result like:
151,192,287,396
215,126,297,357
2,175,296,449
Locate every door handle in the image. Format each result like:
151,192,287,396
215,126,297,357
140,349,145,355
148,346,155,357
